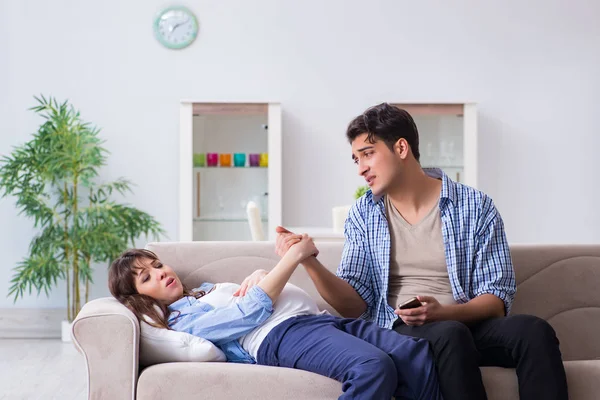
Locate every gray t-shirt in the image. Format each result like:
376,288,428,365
385,195,456,308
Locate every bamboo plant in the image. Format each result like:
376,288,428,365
0,96,164,321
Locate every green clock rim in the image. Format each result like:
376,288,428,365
153,6,199,50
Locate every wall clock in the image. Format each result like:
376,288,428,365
154,6,199,49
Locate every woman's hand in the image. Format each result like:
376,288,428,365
233,269,269,297
286,234,318,263
257,234,314,302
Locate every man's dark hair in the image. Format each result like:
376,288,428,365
346,103,420,162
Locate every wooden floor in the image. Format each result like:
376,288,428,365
0,339,87,400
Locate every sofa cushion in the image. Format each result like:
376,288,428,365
137,362,343,399
139,319,226,367
480,361,600,400
136,361,600,399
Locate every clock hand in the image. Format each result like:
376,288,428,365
169,17,190,33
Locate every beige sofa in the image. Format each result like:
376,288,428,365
72,242,600,399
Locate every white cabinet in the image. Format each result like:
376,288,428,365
391,103,477,188
179,102,282,241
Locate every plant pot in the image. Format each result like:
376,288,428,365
332,205,352,233
61,320,72,342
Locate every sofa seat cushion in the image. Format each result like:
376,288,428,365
137,361,600,399
137,362,342,399
481,361,600,400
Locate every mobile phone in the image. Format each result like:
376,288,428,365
398,297,422,310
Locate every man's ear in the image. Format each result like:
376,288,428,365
394,138,409,158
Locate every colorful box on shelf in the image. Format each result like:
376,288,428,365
206,153,218,167
248,153,268,167
220,153,232,167
193,153,206,167
259,153,268,167
234,153,246,167
197,153,267,168
248,154,260,167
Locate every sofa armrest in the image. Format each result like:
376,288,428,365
72,297,139,400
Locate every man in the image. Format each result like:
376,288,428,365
269,103,567,399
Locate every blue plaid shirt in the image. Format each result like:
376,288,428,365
337,169,516,329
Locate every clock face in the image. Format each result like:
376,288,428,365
154,7,199,49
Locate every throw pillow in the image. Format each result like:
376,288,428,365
139,315,226,367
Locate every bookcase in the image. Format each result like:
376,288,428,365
179,102,282,241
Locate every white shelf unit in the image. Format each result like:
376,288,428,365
179,102,282,241
390,103,478,188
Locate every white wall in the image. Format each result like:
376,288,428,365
1,0,599,308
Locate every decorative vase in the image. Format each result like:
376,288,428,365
219,153,232,167
249,154,260,167
206,153,218,167
332,205,352,233
259,153,269,167
193,153,206,167
61,320,72,342
234,153,246,167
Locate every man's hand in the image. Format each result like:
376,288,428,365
286,234,319,263
394,296,445,326
233,269,269,297
275,226,319,258
395,294,506,325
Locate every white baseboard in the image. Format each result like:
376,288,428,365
0,308,66,338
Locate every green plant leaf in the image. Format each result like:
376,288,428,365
354,185,370,200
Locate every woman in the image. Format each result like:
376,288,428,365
108,235,442,400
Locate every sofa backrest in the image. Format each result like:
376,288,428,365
509,245,600,361
146,241,343,316
146,242,600,362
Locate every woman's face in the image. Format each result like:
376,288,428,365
133,257,184,305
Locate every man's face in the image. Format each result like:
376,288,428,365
134,257,184,305
351,133,402,197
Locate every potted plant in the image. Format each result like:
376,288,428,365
354,185,369,200
0,96,165,341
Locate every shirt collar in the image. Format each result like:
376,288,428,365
168,295,195,311
370,167,457,208
168,283,214,311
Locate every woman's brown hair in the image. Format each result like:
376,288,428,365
108,249,204,329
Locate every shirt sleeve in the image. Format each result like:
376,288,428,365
169,286,274,345
471,197,517,315
336,202,375,320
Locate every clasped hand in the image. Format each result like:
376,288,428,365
233,227,317,297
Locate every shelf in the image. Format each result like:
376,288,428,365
192,103,268,116
391,103,465,116
182,101,282,242
192,166,268,169
194,216,267,222
422,165,464,169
